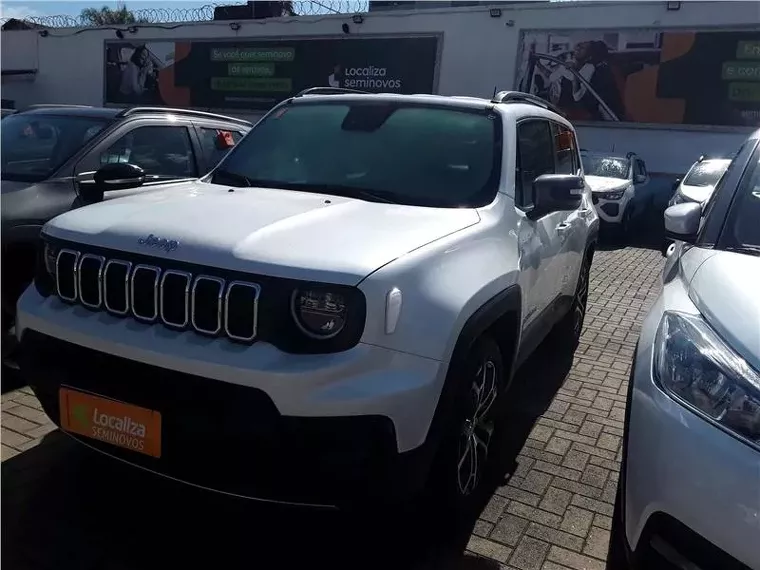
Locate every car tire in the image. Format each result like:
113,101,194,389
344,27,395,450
430,334,504,515
622,205,634,236
551,251,591,353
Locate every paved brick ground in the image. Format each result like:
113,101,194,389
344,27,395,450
1,245,664,570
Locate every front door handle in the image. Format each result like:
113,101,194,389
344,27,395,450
556,222,571,232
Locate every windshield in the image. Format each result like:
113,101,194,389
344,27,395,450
722,154,760,254
683,160,731,188
581,155,629,180
1,114,110,181
210,102,501,208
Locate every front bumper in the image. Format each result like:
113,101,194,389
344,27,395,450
591,193,631,224
17,287,445,507
623,303,759,569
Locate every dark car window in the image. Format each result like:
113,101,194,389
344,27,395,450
516,119,554,208
1,114,109,181
100,125,197,179
683,160,730,187
582,155,629,180
199,128,244,170
211,102,501,208
722,154,760,253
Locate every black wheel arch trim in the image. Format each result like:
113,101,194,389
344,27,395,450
419,285,522,466
2,223,44,246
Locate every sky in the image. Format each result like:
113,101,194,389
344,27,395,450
0,1,219,20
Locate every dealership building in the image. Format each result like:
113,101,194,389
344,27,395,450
2,0,758,186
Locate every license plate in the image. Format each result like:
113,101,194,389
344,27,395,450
59,388,162,458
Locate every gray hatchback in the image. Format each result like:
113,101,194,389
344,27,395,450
609,128,760,569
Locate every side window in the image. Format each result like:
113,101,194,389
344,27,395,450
516,119,554,209
199,128,245,170
552,123,579,175
100,125,196,179
637,160,647,177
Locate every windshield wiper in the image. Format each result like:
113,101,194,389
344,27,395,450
210,168,253,187
723,245,760,256
303,183,400,204
217,178,400,204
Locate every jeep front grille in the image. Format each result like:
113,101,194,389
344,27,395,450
54,249,261,342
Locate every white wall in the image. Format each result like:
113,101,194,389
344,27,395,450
2,0,759,174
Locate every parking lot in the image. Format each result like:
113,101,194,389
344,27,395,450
2,243,664,570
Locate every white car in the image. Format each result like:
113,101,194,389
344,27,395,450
581,151,649,233
668,155,732,207
609,128,760,570
16,89,599,510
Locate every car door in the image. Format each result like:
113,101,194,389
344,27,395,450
551,121,589,297
73,118,200,204
632,157,650,209
514,118,567,329
194,123,247,174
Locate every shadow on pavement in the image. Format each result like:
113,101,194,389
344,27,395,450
1,339,573,570
598,210,667,252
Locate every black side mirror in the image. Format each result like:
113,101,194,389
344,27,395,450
634,173,647,184
671,178,681,193
532,174,584,215
81,163,145,203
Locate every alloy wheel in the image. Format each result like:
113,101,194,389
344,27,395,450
456,359,498,496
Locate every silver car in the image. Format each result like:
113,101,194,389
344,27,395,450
609,128,760,569
669,155,732,207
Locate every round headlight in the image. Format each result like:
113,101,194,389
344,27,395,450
291,289,347,339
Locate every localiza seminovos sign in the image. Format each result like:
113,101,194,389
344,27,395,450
103,35,440,111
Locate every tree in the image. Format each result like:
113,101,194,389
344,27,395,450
80,2,146,26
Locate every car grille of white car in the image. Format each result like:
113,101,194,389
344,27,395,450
53,248,261,342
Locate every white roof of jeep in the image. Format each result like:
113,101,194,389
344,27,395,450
291,91,574,129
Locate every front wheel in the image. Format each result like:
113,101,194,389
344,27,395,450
430,334,504,514
551,251,591,353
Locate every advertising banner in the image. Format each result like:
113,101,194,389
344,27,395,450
515,29,760,128
104,36,439,111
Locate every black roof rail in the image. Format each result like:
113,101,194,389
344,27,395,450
491,90,563,116
26,104,94,109
294,87,370,97
116,106,252,126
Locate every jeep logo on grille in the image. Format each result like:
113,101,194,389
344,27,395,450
137,234,179,253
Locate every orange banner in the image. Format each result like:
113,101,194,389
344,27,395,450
59,388,162,458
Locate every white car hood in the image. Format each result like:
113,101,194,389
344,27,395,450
44,181,480,285
679,183,715,204
688,251,760,373
585,175,629,193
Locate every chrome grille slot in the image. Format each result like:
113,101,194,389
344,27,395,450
191,276,224,335
160,270,191,328
51,245,260,343
56,249,80,302
78,254,105,309
225,281,261,341
104,260,131,315
131,265,160,322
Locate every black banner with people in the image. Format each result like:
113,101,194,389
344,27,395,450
104,36,440,111
515,29,760,127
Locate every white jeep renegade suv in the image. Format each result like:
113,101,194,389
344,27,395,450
16,89,599,510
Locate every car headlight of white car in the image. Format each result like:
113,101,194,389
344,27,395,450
601,189,625,200
654,311,760,447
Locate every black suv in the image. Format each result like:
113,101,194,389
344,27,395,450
1,104,251,365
